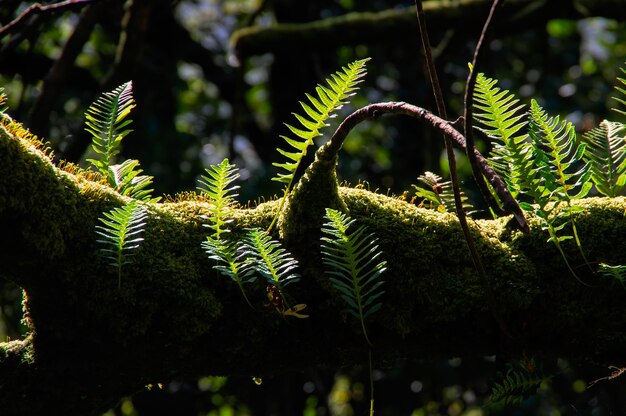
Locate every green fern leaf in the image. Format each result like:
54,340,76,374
320,208,386,346
0,87,7,114
412,171,473,213
580,120,626,197
242,228,300,291
95,200,147,289
267,59,369,230
85,81,136,176
614,64,626,117
490,359,547,406
203,237,256,308
109,159,160,203
473,72,535,197
197,159,240,239
529,99,592,202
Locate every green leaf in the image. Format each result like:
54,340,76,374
85,81,136,177
95,200,147,289
108,159,160,203
197,159,240,239
320,208,386,346
268,58,370,231
580,120,626,197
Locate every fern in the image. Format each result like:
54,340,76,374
580,120,626,197
412,171,472,213
198,159,240,239
268,58,370,231
473,72,534,197
0,87,7,114
202,237,256,308
242,228,300,292
490,361,546,406
85,81,136,176
95,200,147,289
109,159,160,203
197,159,255,307
320,208,386,346
614,64,626,117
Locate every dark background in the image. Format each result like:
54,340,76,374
1,0,626,414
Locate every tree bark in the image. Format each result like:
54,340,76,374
2,114,626,415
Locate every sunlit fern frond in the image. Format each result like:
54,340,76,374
0,87,7,114
614,64,626,117
109,159,160,203
197,159,240,239
580,120,626,197
95,200,147,289
203,236,256,308
320,208,386,346
528,99,592,203
599,263,626,289
85,81,136,177
267,59,370,231
411,171,473,213
473,72,534,196
242,228,300,291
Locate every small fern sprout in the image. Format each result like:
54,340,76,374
109,159,160,203
85,81,136,177
320,208,386,346
268,58,370,232
613,63,626,117
95,200,148,289
412,171,473,213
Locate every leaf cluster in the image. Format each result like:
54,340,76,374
412,171,472,213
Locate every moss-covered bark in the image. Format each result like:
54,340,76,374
230,0,626,61
2,117,626,415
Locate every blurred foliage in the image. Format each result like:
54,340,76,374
2,0,626,414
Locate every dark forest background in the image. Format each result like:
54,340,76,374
1,0,626,414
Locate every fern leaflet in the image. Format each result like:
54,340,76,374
580,120,626,197
320,208,386,346
614,64,626,117
85,81,136,176
109,159,160,203
242,228,300,292
268,58,370,231
0,87,7,114
95,200,147,289
490,364,546,406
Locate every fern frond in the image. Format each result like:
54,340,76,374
529,99,592,202
412,171,473,213
109,159,160,203
320,208,386,346
490,358,547,406
85,81,136,176
0,87,7,114
242,228,300,291
95,200,147,289
203,237,256,308
580,120,626,197
614,64,626,117
197,159,240,239
599,263,626,289
268,58,370,231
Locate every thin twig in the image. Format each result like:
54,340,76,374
0,0,96,39
464,0,505,218
415,0,512,339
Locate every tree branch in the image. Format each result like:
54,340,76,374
1,114,625,415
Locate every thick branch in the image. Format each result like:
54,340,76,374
1,118,626,414
230,0,626,60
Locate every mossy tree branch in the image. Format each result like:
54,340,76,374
2,118,626,415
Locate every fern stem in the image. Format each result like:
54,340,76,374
369,348,375,416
